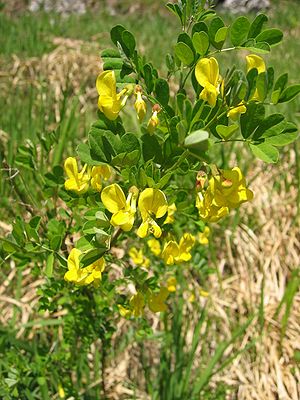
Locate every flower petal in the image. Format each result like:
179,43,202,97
101,183,127,214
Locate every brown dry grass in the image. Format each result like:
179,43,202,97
0,38,299,399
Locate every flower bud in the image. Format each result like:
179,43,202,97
134,86,147,123
147,104,161,134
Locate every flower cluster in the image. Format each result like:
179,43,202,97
196,167,253,222
96,70,161,133
118,286,170,317
195,54,266,120
64,248,105,287
64,157,111,194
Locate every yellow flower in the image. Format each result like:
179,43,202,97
195,57,220,107
58,384,65,399
164,203,177,224
147,238,161,256
246,54,266,101
130,292,145,317
137,188,168,238
147,104,161,134
148,287,169,313
210,167,254,209
161,233,195,265
166,276,177,292
101,184,138,231
198,226,210,245
161,240,179,265
134,85,147,123
96,70,128,120
196,189,229,223
90,165,111,192
196,167,253,223
64,248,105,287
118,304,132,318
64,157,90,194
129,247,150,268
246,54,266,74
227,102,247,120
177,233,195,262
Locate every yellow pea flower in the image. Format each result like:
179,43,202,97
246,54,266,101
210,167,254,209
129,292,145,317
58,384,65,399
227,102,247,120
118,304,132,318
137,188,168,238
161,240,179,265
147,238,161,256
147,104,161,134
90,165,111,192
148,287,169,313
164,203,177,224
64,157,90,194
129,247,150,268
134,85,147,123
246,54,266,74
96,70,128,120
64,248,105,287
177,233,195,262
166,276,177,292
195,57,220,107
198,226,210,245
101,184,138,231
196,189,229,223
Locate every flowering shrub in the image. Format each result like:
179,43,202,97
59,0,299,319
2,0,300,397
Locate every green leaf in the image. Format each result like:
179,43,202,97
192,32,209,56
245,41,271,54
155,78,170,107
103,58,124,71
256,28,283,46
248,14,268,38
209,16,225,48
215,26,228,46
110,25,126,47
101,48,120,58
192,21,208,36
184,130,209,152
50,235,62,251
174,42,194,65
256,72,268,102
249,143,279,163
80,247,107,268
122,30,136,55
45,253,54,278
230,16,250,46
265,132,298,147
166,2,183,24
216,124,239,140
240,103,265,139
143,64,154,93
142,134,163,164
278,85,300,103
112,150,140,167
253,113,284,140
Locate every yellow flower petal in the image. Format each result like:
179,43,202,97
195,57,219,88
101,183,127,214
138,188,168,219
246,54,266,74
